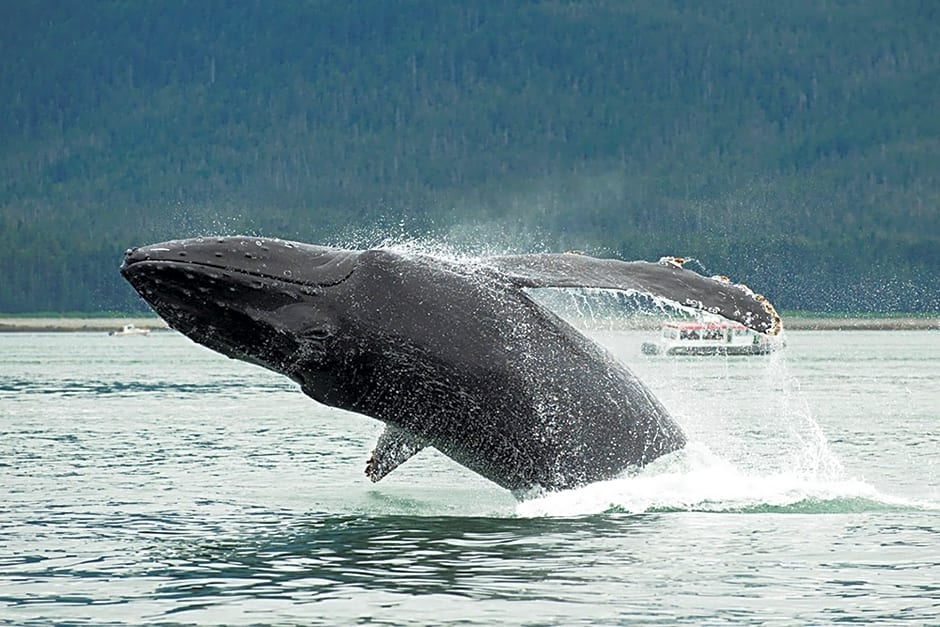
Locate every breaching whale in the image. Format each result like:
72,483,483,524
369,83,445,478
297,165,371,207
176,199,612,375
120,237,780,494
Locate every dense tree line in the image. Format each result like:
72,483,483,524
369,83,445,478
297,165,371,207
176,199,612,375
1,0,938,313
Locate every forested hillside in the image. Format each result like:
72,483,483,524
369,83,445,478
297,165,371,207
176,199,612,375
2,0,938,313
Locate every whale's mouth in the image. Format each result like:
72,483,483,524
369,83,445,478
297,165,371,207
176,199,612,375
121,238,346,376
120,236,359,289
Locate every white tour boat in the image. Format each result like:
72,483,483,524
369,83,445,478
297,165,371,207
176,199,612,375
641,320,782,356
109,323,151,336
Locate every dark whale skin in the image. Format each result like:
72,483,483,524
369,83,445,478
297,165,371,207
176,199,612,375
121,236,778,493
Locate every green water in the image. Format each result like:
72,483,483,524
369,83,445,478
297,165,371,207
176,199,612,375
1,330,937,624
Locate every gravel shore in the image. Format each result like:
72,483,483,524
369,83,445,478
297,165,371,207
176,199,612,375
781,317,938,330
0,317,170,333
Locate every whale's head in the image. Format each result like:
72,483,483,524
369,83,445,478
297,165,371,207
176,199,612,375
121,236,360,382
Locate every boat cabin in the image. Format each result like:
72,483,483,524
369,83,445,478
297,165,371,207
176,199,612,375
642,320,779,356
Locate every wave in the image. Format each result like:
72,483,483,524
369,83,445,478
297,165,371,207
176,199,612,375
516,443,937,517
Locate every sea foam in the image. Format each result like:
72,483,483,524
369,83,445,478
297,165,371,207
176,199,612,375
516,442,931,517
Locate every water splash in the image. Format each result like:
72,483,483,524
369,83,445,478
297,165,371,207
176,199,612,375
527,286,697,331
327,228,481,264
513,328,937,518
328,220,561,263
760,351,845,479
516,443,933,517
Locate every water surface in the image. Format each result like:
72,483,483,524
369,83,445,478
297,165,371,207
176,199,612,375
1,330,937,624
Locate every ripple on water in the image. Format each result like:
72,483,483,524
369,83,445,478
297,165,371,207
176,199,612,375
1,330,938,623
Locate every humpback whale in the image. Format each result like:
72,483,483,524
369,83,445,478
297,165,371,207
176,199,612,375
121,237,780,494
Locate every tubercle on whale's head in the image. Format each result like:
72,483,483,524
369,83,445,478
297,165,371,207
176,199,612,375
122,236,359,287
120,236,357,378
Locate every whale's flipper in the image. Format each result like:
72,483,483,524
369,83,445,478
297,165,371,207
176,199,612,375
365,425,427,482
489,254,781,335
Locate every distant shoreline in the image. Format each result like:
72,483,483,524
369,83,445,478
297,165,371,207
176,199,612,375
0,317,170,333
575,316,939,332
0,315,936,333
780,317,939,331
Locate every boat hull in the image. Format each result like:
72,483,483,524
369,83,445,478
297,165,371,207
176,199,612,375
641,342,778,356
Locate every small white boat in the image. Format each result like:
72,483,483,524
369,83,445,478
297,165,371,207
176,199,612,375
109,323,151,336
641,320,782,356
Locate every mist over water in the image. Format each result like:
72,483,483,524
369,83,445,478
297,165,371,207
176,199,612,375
1,326,938,624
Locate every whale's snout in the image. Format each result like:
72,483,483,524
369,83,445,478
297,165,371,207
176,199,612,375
121,236,349,377
121,236,359,288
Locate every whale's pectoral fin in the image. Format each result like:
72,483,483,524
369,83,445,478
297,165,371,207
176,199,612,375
489,253,782,335
365,424,427,483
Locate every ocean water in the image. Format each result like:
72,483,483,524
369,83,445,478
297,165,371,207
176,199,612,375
1,328,937,624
